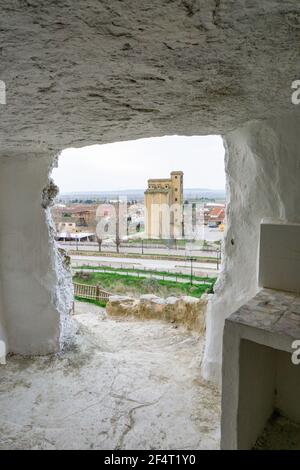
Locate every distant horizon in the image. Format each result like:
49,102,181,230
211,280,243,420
52,136,225,193
58,187,226,196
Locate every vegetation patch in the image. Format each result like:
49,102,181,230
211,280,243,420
74,265,216,283
75,295,107,308
73,271,216,299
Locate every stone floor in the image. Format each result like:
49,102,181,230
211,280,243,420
0,302,220,450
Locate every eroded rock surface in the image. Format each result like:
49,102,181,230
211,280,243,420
0,1,299,153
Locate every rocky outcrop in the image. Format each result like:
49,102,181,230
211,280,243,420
106,294,208,334
41,178,59,209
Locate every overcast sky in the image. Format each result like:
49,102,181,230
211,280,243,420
52,135,225,193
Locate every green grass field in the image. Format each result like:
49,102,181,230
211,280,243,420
75,296,107,308
74,265,216,282
73,270,216,299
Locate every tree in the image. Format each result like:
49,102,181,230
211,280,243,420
96,235,103,252
116,234,121,253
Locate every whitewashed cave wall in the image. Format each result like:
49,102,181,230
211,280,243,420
202,111,300,384
2,110,299,374
0,154,73,356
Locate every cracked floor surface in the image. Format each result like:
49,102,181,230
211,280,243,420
0,302,220,450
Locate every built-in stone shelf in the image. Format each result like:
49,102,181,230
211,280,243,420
221,288,300,449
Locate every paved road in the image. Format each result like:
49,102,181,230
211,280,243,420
71,254,220,277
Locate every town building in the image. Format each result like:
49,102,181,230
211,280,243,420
144,171,184,239
206,205,225,226
57,221,77,233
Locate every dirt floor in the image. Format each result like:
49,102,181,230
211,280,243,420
0,302,220,450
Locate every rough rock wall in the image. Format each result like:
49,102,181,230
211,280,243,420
44,187,75,350
0,281,7,363
202,111,300,384
0,1,300,153
107,294,207,334
0,153,73,355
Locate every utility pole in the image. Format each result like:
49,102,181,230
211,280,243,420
116,198,120,253
216,247,221,270
141,239,144,254
187,256,197,285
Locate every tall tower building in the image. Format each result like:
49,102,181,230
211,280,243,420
144,171,184,239
170,171,184,239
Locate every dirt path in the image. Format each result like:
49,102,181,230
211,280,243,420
0,302,220,450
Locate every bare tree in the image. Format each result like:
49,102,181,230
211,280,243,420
116,234,121,253
96,235,102,252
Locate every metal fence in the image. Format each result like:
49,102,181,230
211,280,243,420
59,240,220,254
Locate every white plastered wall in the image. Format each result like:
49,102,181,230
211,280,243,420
202,111,300,384
0,153,73,357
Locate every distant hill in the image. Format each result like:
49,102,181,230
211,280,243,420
57,188,226,202
184,188,225,200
